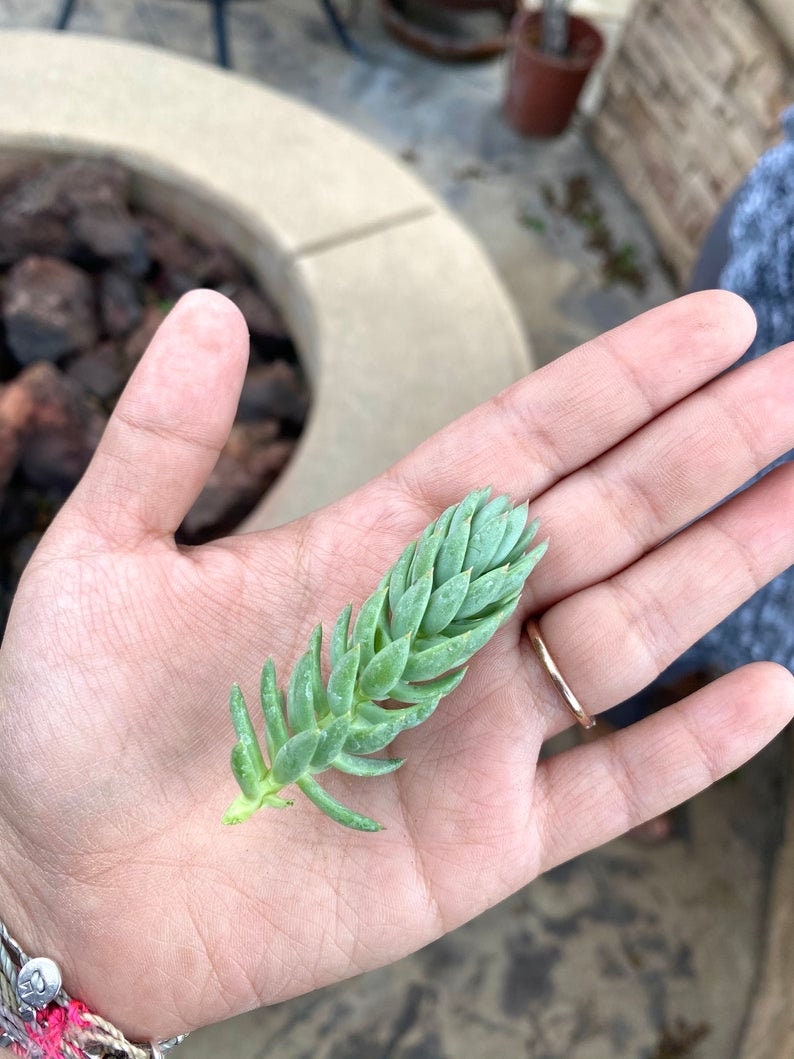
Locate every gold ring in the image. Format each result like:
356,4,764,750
526,619,595,729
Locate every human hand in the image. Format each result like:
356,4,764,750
0,289,792,1043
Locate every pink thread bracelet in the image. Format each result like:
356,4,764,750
1,920,187,1059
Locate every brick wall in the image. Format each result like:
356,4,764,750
592,0,794,284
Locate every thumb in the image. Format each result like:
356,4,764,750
66,289,249,545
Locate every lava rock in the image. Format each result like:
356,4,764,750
3,256,98,365
100,270,143,337
66,342,126,401
42,157,129,212
229,285,287,341
0,158,130,266
0,384,24,491
9,361,105,490
180,420,293,542
71,205,149,277
238,360,309,426
10,530,42,582
138,212,244,295
0,156,306,641
122,305,167,369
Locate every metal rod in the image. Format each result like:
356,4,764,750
56,0,360,67
541,0,570,57
317,0,364,58
211,0,231,68
54,0,79,30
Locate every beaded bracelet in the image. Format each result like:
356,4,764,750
0,921,187,1059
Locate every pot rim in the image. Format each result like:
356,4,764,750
509,8,604,71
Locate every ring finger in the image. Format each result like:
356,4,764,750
523,460,794,738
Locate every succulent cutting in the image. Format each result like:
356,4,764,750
223,487,546,831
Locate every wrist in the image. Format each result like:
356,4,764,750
0,763,188,1055
0,795,48,981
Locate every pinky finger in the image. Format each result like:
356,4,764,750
531,662,794,874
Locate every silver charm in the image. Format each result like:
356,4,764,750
16,956,62,1020
152,1034,189,1056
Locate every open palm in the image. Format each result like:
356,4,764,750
0,289,792,1045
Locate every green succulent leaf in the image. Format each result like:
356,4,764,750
356,694,441,733
352,586,389,669
387,667,467,704
272,730,321,786
296,775,384,831
310,715,351,772
464,512,508,580
333,751,405,776
229,684,267,784
410,526,445,582
501,518,541,567
222,487,547,831
231,742,264,800
434,513,473,585
260,659,289,760
455,564,511,620
492,505,533,566
327,643,361,717
309,625,329,720
391,569,434,640
470,492,512,533
359,633,412,699
388,541,417,616
419,569,472,636
286,650,318,734
330,604,352,667
344,719,412,755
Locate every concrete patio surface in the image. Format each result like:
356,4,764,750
0,5,787,1059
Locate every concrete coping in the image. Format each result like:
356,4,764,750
0,30,532,529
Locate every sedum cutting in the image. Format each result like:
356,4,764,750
223,487,546,831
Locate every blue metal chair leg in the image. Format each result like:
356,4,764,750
55,0,359,67
54,0,79,30
317,0,365,57
211,0,231,68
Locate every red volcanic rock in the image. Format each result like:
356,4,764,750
122,305,167,369
0,157,305,638
0,158,130,266
3,256,98,365
180,421,294,542
71,204,149,276
229,285,287,341
99,270,143,338
238,359,309,426
9,362,104,491
65,341,126,401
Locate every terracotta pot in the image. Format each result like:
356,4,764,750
379,0,518,61
503,9,604,137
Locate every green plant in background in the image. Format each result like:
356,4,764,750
541,175,647,292
223,487,547,831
